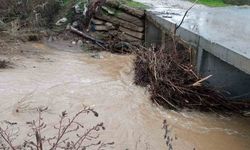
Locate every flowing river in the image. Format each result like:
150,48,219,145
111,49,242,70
0,41,250,149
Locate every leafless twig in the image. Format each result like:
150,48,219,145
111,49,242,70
0,107,113,150
174,0,198,33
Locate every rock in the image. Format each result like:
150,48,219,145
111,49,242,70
77,40,84,47
66,23,71,30
90,53,104,59
243,111,250,117
105,22,115,30
48,36,57,42
114,41,132,50
0,20,6,31
48,36,53,42
119,27,143,39
72,21,78,28
91,18,104,25
52,36,57,41
55,17,67,26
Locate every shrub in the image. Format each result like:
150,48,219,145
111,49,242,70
0,0,63,28
0,107,114,149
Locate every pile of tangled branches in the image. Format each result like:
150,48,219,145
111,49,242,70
134,39,245,113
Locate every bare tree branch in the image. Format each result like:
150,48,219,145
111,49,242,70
174,0,198,33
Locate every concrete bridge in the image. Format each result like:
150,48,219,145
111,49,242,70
143,6,250,100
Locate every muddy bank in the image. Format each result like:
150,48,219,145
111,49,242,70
0,40,250,149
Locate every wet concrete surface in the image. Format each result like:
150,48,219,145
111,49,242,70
135,0,250,58
0,41,250,149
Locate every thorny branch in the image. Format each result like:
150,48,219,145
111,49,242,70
0,126,16,150
0,107,114,150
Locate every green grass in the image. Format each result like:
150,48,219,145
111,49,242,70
63,0,70,5
193,0,228,7
121,0,149,9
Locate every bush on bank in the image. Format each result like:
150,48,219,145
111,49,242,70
0,0,62,28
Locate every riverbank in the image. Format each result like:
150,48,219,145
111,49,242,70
0,37,250,149
191,0,250,7
1,0,250,149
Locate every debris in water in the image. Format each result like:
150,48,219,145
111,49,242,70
0,60,11,69
133,38,248,113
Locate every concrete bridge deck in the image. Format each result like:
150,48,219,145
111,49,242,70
138,0,250,99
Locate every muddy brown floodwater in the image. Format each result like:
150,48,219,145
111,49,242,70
0,41,250,150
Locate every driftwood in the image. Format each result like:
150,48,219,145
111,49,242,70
91,18,105,25
70,26,106,48
115,12,144,26
192,75,212,87
133,39,248,113
119,26,143,39
120,33,141,42
93,25,109,31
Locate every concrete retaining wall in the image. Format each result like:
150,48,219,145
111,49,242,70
144,11,250,100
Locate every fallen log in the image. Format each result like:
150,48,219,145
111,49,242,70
93,25,109,31
120,33,142,42
115,12,144,27
91,18,105,25
95,13,144,32
119,27,144,39
70,26,106,48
